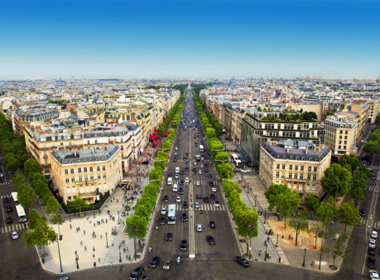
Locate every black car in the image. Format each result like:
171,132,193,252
185,152,189,156
165,232,173,241
180,180,184,185
180,240,188,251
206,235,215,245
142,277,149,280
159,217,165,225
185,161,189,165
182,212,188,222
209,181,214,186
185,167,189,171
368,247,376,256
196,194,202,199
163,195,169,203
360,208,367,216
210,194,215,200
204,163,208,167
4,201,10,208
208,173,212,178
6,217,13,224
183,157,187,161
129,267,145,280
193,167,197,172
209,221,216,228
6,207,12,213
234,256,250,267
203,196,209,203
204,168,208,173
173,157,178,162
183,201,189,209
180,170,185,175
368,257,376,269
149,256,160,268
3,197,9,203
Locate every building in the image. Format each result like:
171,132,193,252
341,100,369,143
14,106,59,135
240,107,325,166
259,140,331,199
50,144,122,204
324,115,357,155
368,99,380,124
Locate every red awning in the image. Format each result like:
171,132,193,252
164,131,169,135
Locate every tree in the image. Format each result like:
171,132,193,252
351,186,366,203
27,209,43,230
265,183,300,228
126,215,148,260
24,159,42,179
288,213,309,246
308,222,328,249
301,111,318,121
17,184,36,214
215,152,230,164
338,200,360,234
69,197,88,217
305,194,320,211
6,156,19,172
12,170,26,187
338,154,359,172
364,140,380,155
324,232,350,268
321,164,352,198
23,212,56,257
315,197,338,226
216,163,233,179
235,210,259,257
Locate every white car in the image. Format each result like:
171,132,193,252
370,270,380,280
185,177,189,183
198,170,202,175
194,202,200,209
175,146,179,150
200,165,204,169
369,239,376,248
196,181,200,186
11,231,19,240
211,187,217,192
161,207,167,215
176,196,181,203
371,231,379,239
196,224,202,232
214,201,220,207
193,161,197,165
175,174,179,179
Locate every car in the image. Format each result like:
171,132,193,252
11,231,19,240
204,168,208,173
211,187,217,192
369,247,376,256
194,202,200,209
175,173,179,179
193,161,197,165
175,146,178,150
173,157,178,162
185,177,189,183
149,256,160,268
6,207,12,213
181,212,188,222
372,231,379,239
185,167,189,171
179,188,184,195
196,194,202,199
203,196,209,203
4,201,10,208
6,217,13,224
129,267,145,280
176,196,181,203
185,161,189,165
199,170,202,175
163,195,169,203
163,260,172,271
206,235,215,245
214,201,220,207
55,275,70,280
174,152,178,156
209,181,214,186
183,157,187,160
368,257,377,269
234,256,250,267
197,224,202,232
180,170,185,175
161,207,167,215
372,175,377,180
159,217,166,225
193,167,197,172
183,201,189,209
361,208,367,216
142,277,149,280
209,221,215,228
196,181,200,186
185,152,189,156
165,232,173,241
180,240,188,251
210,160,213,164
210,194,215,200
369,239,376,249
370,270,380,280
208,173,213,178
3,197,9,203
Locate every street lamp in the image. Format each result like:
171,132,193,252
319,235,324,270
302,248,307,267
118,243,122,263
57,223,63,272
118,211,120,224
106,232,109,248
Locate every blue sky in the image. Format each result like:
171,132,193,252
0,0,379,79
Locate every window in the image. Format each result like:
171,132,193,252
78,168,82,173
307,174,311,180
300,174,304,180
87,140,90,145
276,172,279,178
84,167,87,172
102,166,106,171
306,184,310,190
71,177,75,182
340,131,343,134
90,167,93,172
282,164,285,169
300,166,304,171
65,178,69,183
312,184,316,191
295,165,298,171
313,175,317,180
65,169,69,174
289,173,292,179
97,166,101,171
294,174,298,179
84,175,88,181
314,167,317,172
70,168,74,174
79,176,82,182
103,174,106,178
277,164,280,169
98,175,101,180
308,166,311,172
289,165,293,170
90,175,94,180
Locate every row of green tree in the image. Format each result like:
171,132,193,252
364,115,380,155
157,94,185,136
126,96,186,241
223,181,258,257
0,114,29,172
193,92,233,180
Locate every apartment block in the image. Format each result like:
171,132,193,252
368,99,380,123
324,115,357,155
259,140,331,199
50,144,122,204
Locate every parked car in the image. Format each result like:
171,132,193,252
163,260,172,271
209,221,216,228
149,256,160,268
368,257,377,269
234,256,250,267
196,224,202,232
370,270,379,280
180,240,188,251
165,233,173,241
372,231,379,239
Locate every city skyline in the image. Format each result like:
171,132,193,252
1,0,379,79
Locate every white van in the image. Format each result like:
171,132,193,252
173,184,178,192
168,177,173,185
175,167,180,174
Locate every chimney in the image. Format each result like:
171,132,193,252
104,146,108,151
74,150,76,156
92,148,95,155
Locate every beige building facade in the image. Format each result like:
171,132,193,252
324,115,357,155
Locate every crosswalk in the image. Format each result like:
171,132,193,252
159,203,226,212
368,185,379,192
1,223,26,234
171,180,218,186
0,182,9,185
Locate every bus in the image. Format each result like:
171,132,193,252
11,192,19,206
199,145,204,152
231,154,242,167
16,204,28,223
167,204,176,224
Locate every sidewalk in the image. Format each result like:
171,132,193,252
39,144,158,274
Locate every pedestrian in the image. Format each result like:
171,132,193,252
84,246,87,251
80,241,83,246
83,230,86,235
267,236,270,242
259,250,262,256
110,257,113,264
98,257,101,263
70,224,72,229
